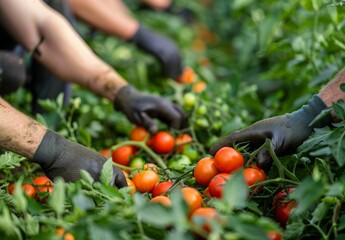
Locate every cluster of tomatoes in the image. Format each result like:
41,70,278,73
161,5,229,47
8,176,54,203
194,147,266,198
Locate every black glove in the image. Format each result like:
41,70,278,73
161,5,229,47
209,95,333,172
0,51,26,95
114,85,187,134
31,130,127,188
129,25,182,80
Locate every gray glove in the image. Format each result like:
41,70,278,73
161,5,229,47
210,95,333,172
0,51,26,95
31,130,127,188
129,25,182,80
114,85,187,134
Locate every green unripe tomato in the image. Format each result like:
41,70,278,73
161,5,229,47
129,157,145,169
168,155,192,170
196,105,207,115
183,92,197,107
195,118,209,128
182,145,199,162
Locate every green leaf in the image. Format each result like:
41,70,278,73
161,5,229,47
138,203,174,227
334,131,345,167
229,214,268,240
78,128,92,147
327,182,344,196
0,152,24,172
223,169,248,209
332,100,345,121
80,169,94,185
338,214,345,231
297,127,332,156
72,191,95,211
283,219,305,239
48,178,65,216
100,159,114,185
311,202,330,223
290,177,325,216
0,203,22,239
340,83,345,92
12,179,27,213
24,214,39,236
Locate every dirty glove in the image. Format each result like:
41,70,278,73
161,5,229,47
114,85,187,134
31,130,127,188
129,25,182,80
0,51,26,95
210,95,333,172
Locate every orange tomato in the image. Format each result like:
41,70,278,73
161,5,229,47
56,227,64,237
8,183,36,198
143,163,158,173
178,67,196,84
175,133,193,153
150,196,172,207
32,176,54,203
181,187,203,214
214,147,244,173
243,168,266,190
111,145,136,166
126,178,136,195
152,181,173,197
190,207,219,232
99,148,111,158
192,80,207,92
194,157,219,186
203,187,211,198
63,233,75,240
132,170,159,193
130,126,149,141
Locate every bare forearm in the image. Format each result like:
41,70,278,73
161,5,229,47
319,67,345,107
0,0,127,101
68,0,139,40
0,98,46,158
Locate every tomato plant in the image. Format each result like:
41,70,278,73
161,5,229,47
208,173,231,199
214,147,244,173
152,132,175,154
111,145,136,166
152,181,173,197
168,155,192,170
132,170,159,193
194,157,219,186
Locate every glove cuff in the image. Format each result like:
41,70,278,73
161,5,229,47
30,129,63,170
296,94,332,128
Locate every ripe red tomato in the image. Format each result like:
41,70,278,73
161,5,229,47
130,126,149,141
152,181,173,197
194,157,219,186
126,178,136,195
152,132,175,154
214,147,244,173
190,207,219,232
181,187,203,214
8,183,36,198
150,196,172,207
111,145,136,166
99,148,111,158
273,188,297,226
132,170,159,193
175,133,192,152
243,167,266,189
267,231,282,240
208,173,231,198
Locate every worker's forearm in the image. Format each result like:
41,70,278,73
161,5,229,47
68,0,139,40
0,98,46,158
319,67,345,107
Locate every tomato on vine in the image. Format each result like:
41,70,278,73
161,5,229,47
175,133,192,152
150,196,172,207
126,178,136,195
8,183,36,198
194,157,219,186
111,145,136,166
181,187,203,214
208,173,231,198
190,207,219,232
214,147,244,173
273,188,297,226
243,167,266,191
152,181,173,197
130,126,149,141
152,132,175,154
132,170,159,193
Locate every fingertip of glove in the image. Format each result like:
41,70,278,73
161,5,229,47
257,150,272,173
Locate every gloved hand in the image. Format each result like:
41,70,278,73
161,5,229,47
209,95,333,172
31,130,127,188
114,85,187,134
0,51,26,95
128,25,182,80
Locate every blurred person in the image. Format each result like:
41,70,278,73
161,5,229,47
210,68,345,172
0,0,187,187
68,0,183,80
